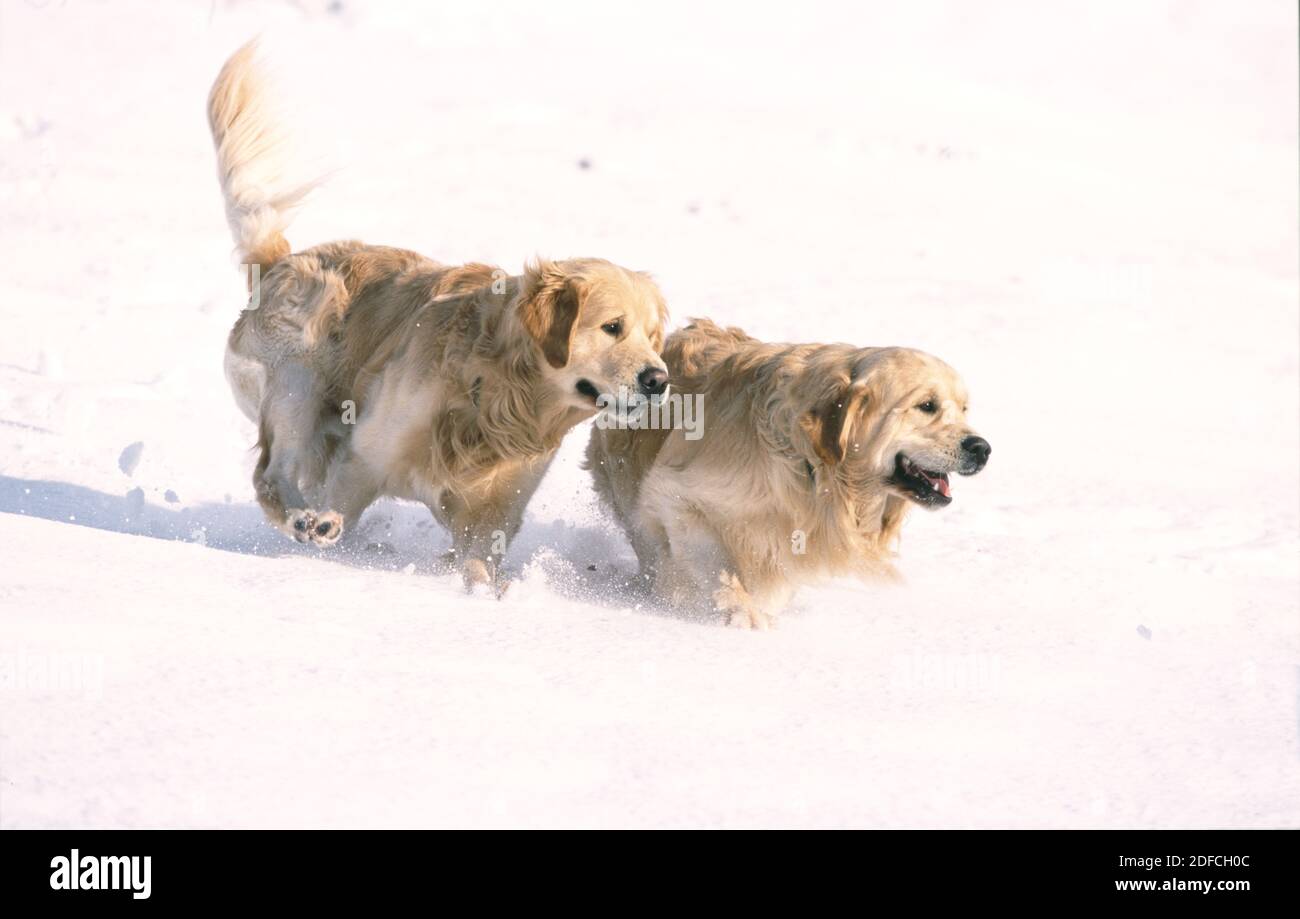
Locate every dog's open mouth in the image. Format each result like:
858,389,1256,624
890,452,952,508
575,379,600,405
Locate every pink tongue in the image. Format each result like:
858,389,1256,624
937,478,950,498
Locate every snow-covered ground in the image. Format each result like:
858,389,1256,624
0,0,1296,827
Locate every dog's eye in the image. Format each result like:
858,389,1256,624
601,319,623,337
917,400,938,414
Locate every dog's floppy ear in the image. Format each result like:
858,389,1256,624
800,380,868,466
519,259,582,369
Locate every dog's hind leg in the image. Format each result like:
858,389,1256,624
254,360,332,544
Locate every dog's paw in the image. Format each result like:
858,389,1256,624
461,557,511,598
284,508,343,547
714,571,774,631
712,570,749,611
725,607,775,630
462,557,494,591
309,511,343,547
285,508,317,544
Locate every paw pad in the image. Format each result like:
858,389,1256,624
283,509,343,547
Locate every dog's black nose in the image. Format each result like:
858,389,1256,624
637,366,669,396
961,435,991,469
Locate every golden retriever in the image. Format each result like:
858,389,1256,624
209,42,668,588
586,319,990,628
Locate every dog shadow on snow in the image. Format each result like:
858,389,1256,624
0,474,709,622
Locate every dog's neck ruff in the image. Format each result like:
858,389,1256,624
794,462,907,577
438,330,581,481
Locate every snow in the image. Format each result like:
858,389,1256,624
1,0,1297,827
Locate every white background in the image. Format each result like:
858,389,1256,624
0,0,1296,827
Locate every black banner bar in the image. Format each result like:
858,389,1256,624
1,829,1292,909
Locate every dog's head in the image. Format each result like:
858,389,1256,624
518,258,669,411
798,346,990,509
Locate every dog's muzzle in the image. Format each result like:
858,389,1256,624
959,435,991,474
637,366,669,397
891,453,952,508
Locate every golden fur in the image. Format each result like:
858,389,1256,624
586,319,989,628
210,42,668,587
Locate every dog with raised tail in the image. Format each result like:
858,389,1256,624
209,41,669,589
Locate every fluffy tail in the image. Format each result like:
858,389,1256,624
207,40,313,281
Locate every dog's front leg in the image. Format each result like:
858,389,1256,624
445,459,551,594
314,446,384,547
451,517,510,592
713,571,788,631
658,511,778,629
